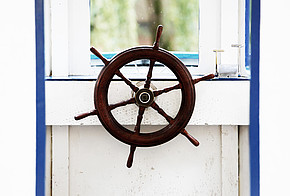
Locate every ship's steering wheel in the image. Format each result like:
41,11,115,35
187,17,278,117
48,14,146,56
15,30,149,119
75,25,214,168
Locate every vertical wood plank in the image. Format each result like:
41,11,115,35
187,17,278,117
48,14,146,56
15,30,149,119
46,126,52,196
238,0,246,72
239,125,250,196
221,0,239,65
221,125,239,196
44,0,52,77
199,0,221,74
68,0,90,76
51,0,69,76
52,126,69,196
69,125,223,195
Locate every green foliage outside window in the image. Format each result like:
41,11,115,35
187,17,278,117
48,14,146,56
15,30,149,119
90,0,199,52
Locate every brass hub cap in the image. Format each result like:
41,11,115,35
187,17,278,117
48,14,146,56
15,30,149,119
135,88,154,107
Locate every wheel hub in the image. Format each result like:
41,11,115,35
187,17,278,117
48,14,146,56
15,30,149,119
135,88,154,107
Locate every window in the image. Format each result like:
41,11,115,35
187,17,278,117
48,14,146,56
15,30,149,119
89,0,199,79
45,0,248,78
90,0,199,52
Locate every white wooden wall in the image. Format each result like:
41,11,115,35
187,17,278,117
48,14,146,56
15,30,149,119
44,0,250,195
46,125,249,196
45,80,250,196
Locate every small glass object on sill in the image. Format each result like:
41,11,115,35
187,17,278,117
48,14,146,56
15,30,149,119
213,44,247,78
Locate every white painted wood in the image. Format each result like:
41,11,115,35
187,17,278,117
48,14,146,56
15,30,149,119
221,125,239,196
51,0,69,76
198,0,221,75
220,0,239,65
68,0,91,76
238,0,246,75
68,125,223,195
45,80,250,125
46,126,52,196
239,125,250,196
44,0,52,76
52,126,69,196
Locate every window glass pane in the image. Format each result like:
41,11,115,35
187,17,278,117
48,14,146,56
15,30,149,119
90,0,199,52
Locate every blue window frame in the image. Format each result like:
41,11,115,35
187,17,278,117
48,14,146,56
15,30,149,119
91,52,199,67
35,0,46,195
249,0,260,195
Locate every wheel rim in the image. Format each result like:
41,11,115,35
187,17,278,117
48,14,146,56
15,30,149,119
95,46,195,147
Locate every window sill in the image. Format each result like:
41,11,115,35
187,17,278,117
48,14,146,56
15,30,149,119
45,79,250,126
45,75,250,81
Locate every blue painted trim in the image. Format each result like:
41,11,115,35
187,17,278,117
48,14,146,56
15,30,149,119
35,0,46,195
91,52,199,60
45,76,249,81
91,53,116,59
249,0,260,195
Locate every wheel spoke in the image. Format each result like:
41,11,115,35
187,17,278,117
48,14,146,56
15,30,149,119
180,129,199,147
144,59,155,89
153,83,181,97
109,97,136,111
153,25,163,50
90,47,109,65
151,102,199,147
74,109,98,120
150,102,174,124
192,74,215,84
115,70,139,92
126,145,136,168
134,106,145,134
126,106,145,168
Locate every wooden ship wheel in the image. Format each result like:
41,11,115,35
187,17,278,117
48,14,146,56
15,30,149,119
75,25,214,168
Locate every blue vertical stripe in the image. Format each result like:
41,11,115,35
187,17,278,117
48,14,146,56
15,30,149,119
35,0,46,195
249,0,260,195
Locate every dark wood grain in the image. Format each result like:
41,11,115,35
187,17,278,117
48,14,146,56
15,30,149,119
153,83,181,97
90,47,109,65
74,109,98,120
126,145,136,168
180,129,200,147
192,74,215,84
153,25,163,50
109,97,136,111
115,70,139,92
151,102,174,124
134,106,145,134
144,59,155,89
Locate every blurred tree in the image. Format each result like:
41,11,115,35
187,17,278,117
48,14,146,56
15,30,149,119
90,0,138,51
90,0,199,52
161,0,199,51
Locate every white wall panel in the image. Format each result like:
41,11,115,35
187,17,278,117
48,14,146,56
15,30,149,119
68,125,223,196
46,80,250,125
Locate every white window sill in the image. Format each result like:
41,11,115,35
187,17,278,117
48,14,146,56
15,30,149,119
46,80,250,126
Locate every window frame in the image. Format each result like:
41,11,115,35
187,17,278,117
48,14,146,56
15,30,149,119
45,0,247,78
